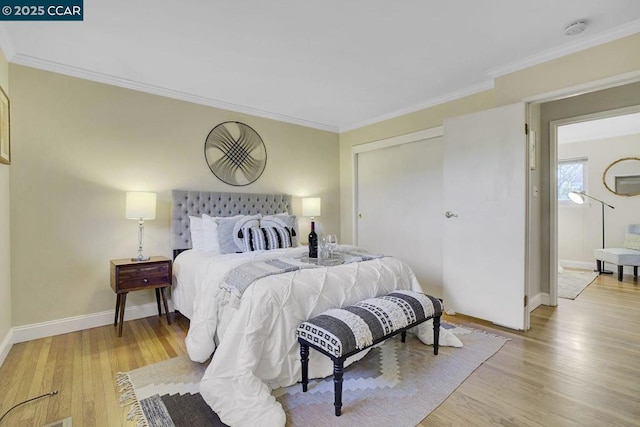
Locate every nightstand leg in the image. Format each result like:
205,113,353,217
114,293,121,327
160,287,171,325
118,292,127,337
155,288,162,317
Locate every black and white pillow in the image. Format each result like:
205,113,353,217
261,214,298,246
217,215,261,253
240,226,293,252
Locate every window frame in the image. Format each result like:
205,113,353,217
557,157,588,204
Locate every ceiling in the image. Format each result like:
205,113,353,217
1,1,640,132
558,111,640,143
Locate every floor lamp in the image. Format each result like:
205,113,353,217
568,191,615,274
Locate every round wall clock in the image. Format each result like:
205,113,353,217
204,121,267,186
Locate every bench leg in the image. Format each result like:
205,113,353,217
334,360,344,416
433,315,440,355
401,330,406,343
300,344,309,392
596,260,602,273
618,265,624,281
634,266,638,278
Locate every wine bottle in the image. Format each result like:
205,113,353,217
308,221,318,258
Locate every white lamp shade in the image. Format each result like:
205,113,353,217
126,192,157,220
302,197,321,217
568,191,585,204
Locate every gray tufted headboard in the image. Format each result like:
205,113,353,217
171,190,292,256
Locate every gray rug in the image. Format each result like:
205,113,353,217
558,270,598,299
118,322,508,426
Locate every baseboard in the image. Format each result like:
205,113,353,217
528,293,541,312
559,259,596,271
10,299,176,345
528,292,551,312
0,328,14,368
560,259,637,274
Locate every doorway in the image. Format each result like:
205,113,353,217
548,102,640,304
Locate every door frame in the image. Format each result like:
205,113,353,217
351,126,443,245
549,104,640,305
523,69,640,307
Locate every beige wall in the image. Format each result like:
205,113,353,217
339,32,640,302
6,31,640,330
10,65,339,326
0,50,10,347
494,33,640,106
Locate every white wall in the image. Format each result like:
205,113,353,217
558,133,640,270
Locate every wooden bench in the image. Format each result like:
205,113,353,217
296,290,443,416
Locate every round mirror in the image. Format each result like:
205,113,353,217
602,157,640,196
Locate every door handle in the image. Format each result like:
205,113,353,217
445,211,458,218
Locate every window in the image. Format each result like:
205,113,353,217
558,158,587,201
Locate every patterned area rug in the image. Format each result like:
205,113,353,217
117,322,507,427
558,269,598,299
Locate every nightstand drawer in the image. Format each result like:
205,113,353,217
117,263,170,290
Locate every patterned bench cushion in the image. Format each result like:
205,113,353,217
296,290,442,358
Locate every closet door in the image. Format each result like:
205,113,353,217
442,103,527,330
356,136,444,295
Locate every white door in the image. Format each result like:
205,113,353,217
357,136,445,295
443,103,527,330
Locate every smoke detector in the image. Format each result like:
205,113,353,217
564,20,588,36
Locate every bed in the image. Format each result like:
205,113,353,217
170,190,461,427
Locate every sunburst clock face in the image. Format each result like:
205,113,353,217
204,121,267,186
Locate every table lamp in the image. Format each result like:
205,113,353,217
126,191,156,261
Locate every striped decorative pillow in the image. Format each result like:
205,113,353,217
240,226,293,252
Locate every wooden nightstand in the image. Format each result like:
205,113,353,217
110,256,172,337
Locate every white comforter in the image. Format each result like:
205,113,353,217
185,246,461,426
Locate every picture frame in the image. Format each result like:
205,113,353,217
0,85,9,165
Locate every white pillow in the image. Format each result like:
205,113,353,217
189,216,205,250
189,214,220,251
202,214,221,251
624,233,640,251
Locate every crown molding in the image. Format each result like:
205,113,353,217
488,19,640,78
5,18,640,136
340,80,494,133
10,53,339,133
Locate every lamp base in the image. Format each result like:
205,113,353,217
598,269,613,275
131,255,150,262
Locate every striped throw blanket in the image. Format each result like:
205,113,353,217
222,250,385,297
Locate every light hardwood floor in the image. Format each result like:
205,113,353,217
1,272,638,426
